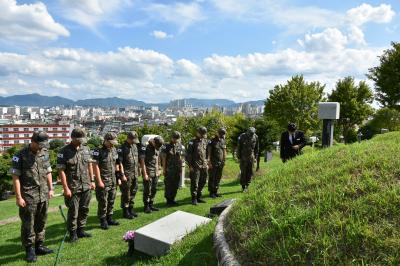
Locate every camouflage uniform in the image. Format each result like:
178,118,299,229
57,143,92,233
140,143,160,208
161,141,183,202
186,137,208,201
208,135,226,196
118,140,139,210
9,145,52,248
237,129,259,189
93,145,118,220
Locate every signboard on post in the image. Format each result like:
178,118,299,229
318,102,340,148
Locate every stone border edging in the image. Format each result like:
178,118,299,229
213,200,241,266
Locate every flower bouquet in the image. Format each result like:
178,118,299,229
123,230,135,257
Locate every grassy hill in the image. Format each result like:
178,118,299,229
226,132,400,265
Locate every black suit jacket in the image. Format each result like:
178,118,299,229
280,130,306,162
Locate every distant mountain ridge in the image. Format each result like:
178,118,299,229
0,93,264,108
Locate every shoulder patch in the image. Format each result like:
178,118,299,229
57,153,63,158
141,147,146,151
188,141,193,145
12,156,19,162
117,148,122,152
92,151,99,156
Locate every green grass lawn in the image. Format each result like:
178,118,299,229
226,132,400,265
0,155,280,265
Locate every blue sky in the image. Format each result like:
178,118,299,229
0,0,399,102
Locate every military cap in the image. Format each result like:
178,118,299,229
287,123,297,132
218,128,227,136
172,131,181,139
154,136,164,148
127,131,139,144
31,131,49,149
197,126,207,136
248,127,256,134
104,132,118,145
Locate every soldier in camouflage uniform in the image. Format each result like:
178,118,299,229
57,128,94,242
117,131,140,219
186,126,208,205
208,128,227,198
237,127,259,191
161,131,183,206
9,131,54,263
92,132,121,230
140,136,164,213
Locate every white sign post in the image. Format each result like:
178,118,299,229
318,102,340,148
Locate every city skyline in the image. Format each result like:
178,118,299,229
0,0,399,102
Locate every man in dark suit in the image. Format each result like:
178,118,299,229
280,123,306,163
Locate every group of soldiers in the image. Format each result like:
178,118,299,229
9,126,259,263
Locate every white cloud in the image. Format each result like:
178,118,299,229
211,1,395,36
211,0,343,33
346,3,395,26
175,59,202,77
0,0,69,43
0,41,385,102
16,79,28,86
299,28,348,52
151,30,172,39
145,2,205,32
45,80,71,89
59,0,132,30
347,26,367,46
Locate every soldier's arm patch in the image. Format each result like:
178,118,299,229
9,168,21,176
12,156,19,162
56,164,66,170
57,153,63,158
92,151,99,156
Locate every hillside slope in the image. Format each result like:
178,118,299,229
226,132,400,265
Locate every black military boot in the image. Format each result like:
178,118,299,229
191,197,198,205
107,215,120,226
197,195,206,203
149,202,159,211
69,230,78,242
128,206,138,217
35,242,53,255
100,218,109,230
77,228,92,238
123,207,133,219
25,246,37,263
144,204,152,213
167,199,179,206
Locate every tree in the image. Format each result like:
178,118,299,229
254,118,280,170
264,75,325,133
49,139,65,151
360,108,400,139
328,77,374,143
87,136,103,149
228,114,253,158
368,42,400,110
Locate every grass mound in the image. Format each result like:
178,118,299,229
226,132,400,265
